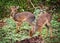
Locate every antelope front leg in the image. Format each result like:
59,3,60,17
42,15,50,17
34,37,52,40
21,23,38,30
47,22,53,38
49,27,53,38
37,27,43,38
29,28,34,37
16,23,20,33
45,24,49,37
29,23,35,37
16,22,22,33
46,29,49,37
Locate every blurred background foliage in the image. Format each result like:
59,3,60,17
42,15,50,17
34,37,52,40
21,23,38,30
0,0,60,43
0,0,60,19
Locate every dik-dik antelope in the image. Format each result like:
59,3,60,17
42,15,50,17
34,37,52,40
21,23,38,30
30,8,53,38
10,6,35,33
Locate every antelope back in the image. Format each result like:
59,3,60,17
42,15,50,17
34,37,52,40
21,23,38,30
13,12,35,23
37,12,52,27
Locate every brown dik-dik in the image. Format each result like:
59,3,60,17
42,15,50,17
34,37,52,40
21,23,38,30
10,6,35,33
30,8,53,37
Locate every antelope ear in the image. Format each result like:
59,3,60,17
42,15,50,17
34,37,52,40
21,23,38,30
16,6,19,9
